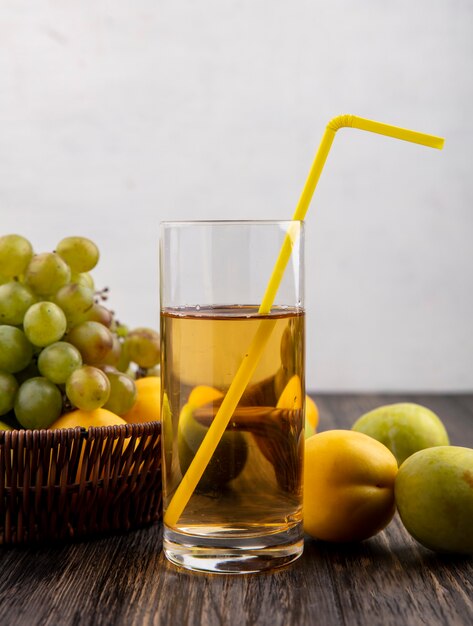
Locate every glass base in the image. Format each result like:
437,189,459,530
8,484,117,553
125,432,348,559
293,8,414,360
163,523,304,574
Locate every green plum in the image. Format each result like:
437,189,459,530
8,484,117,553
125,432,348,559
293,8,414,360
352,403,449,465
178,402,248,491
395,446,473,554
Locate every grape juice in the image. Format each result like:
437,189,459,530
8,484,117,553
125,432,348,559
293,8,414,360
161,306,305,569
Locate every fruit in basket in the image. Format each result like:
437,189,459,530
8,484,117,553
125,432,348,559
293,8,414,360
122,376,160,424
0,234,161,428
66,365,111,411
352,403,449,465
25,252,71,295
54,283,95,326
123,328,160,369
56,236,99,273
395,446,473,554
0,325,33,373
304,429,398,542
14,377,63,429
23,301,67,347
67,321,115,365
37,341,83,384
0,234,33,277
0,281,36,325
49,407,127,429
50,408,129,482
86,302,113,327
0,371,19,416
102,368,137,416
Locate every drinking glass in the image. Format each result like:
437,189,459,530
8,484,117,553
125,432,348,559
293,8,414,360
160,220,305,573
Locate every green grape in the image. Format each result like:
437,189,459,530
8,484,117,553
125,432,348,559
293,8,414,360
100,334,122,366
25,252,71,295
86,303,113,328
0,234,33,278
66,320,115,364
115,323,129,339
115,340,131,372
0,371,19,416
102,369,137,416
0,325,33,373
71,272,95,290
23,301,67,347
124,327,161,368
14,377,63,429
0,281,36,325
54,283,94,327
56,236,99,273
66,365,110,411
37,341,83,384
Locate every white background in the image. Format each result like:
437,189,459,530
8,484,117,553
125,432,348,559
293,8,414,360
1,1,472,392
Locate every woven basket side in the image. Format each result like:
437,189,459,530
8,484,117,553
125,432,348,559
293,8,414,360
0,422,162,545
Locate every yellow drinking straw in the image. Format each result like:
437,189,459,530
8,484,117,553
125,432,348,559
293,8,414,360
164,114,444,527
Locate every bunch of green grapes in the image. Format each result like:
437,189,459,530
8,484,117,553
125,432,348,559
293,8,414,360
0,234,161,430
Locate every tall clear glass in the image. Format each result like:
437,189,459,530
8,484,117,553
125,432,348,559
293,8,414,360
160,220,305,573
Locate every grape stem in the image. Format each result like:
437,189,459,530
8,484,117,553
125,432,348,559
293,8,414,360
94,287,110,302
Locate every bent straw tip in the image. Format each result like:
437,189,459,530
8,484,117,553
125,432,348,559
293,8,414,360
350,115,445,151
326,114,445,151
327,114,355,131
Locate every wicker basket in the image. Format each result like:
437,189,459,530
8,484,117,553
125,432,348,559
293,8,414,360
0,421,162,545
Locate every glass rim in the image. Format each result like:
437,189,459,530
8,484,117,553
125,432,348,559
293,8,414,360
160,219,305,227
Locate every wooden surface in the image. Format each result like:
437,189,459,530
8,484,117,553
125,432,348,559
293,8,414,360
0,394,472,626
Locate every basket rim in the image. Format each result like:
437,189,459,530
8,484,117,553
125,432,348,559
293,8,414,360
0,420,161,441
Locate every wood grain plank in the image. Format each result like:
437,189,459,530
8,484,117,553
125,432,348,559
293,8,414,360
0,395,471,626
